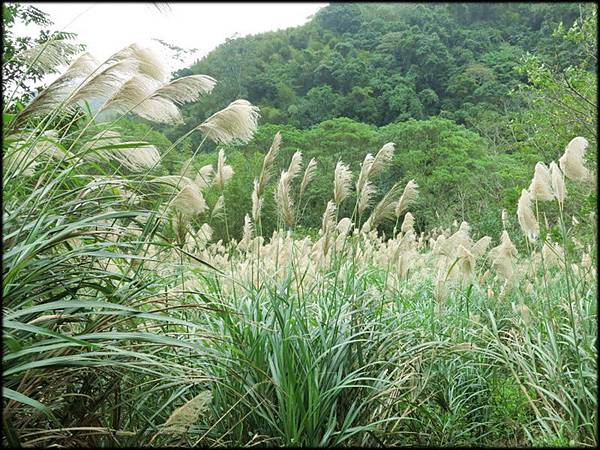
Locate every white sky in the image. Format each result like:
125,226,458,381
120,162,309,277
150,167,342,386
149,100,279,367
12,2,328,73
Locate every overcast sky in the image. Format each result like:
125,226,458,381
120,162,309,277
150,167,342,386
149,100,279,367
13,2,328,73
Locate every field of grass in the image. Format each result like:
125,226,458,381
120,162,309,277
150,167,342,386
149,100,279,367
2,42,597,447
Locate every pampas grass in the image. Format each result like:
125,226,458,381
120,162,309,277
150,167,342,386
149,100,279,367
559,136,590,181
214,149,234,191
196,99,260,144
549,161,566,206
395,179,419,218
517,188,539,241
333,161,352,205
528,162,554,201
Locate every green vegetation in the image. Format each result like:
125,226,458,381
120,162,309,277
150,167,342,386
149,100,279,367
2,2,597,448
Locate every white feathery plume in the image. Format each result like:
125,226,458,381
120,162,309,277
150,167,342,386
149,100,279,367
275,171,295,226
211,195,226,220
195,164,214,189
287,151,303,182
151,74,216,104
4,130,65,176
101,75,184,124
320,200,337,255
198,223,213,242
16,52,99,120
489,230,518,281
440,221,473,257
152,175,195,189
559,137,590,181
299,157,317,200
356,153,374,195
109,43,169,83
357,181,377,215
517,188,539,241
172,183,208,217
239,214,254,250
549,161,566,206
81,130,160,171
66,58,139,107
251,179,263,221
395,179,419,218
214,149,234,190
161,391,212,434
528,162,554,201
321,200,337,235
471,236,492,258
400,211,415,234
256,132,282,195
361,182,404,233
333,161,352,205
196,99,260,144
370,142,395,176
336,217,353,237
455,244,476,281
17,38,80,74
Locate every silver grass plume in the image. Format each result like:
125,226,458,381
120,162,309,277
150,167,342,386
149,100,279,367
455,244,476,281
172,183,208,217
401,212,415,234
17,38,80,74
517,188,539,241
370,143,395,176
101,75,183,124
395,179,419,218
195,164,214,189
4,130,65,176
81,130,160,172
211,195,226,221
320,200,337,255
251,179,263,221
333,161,352,205
501,208,508,229
528,162,554,201
441,221,473,257
256,132,282,195
66,58,139,108
198,223,213,243
361,181,404,233
559,137,590,181
489,230,518,281
356,153,374,195
299,158,317,200
287,151,303,180
549,161,566,206
357,181,377,214
16,52,99,121
152,175,195,191
214,149,234,190
275,171,294,226
239,214,254,250
151,74,216,104
108,43,169,83
161,391,212,434
471,236,492,258
336,217,353,237
274,155,303,227
196,99,260,144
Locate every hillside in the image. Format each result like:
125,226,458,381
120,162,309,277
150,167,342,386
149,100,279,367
165,2,584,142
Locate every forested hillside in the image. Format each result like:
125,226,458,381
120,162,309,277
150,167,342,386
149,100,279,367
168,3,585,134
